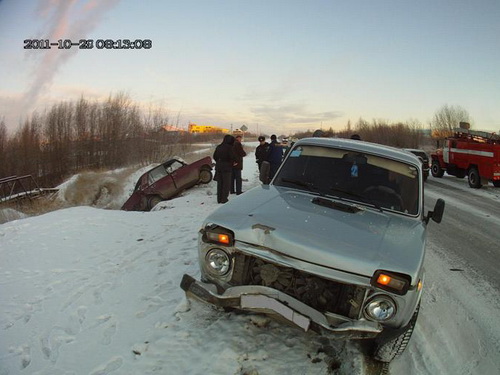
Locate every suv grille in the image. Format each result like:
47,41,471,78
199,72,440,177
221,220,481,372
231,253,365,319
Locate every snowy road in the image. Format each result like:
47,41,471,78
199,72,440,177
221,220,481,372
425,176,500,289
1,149,500,375
391,175,500,375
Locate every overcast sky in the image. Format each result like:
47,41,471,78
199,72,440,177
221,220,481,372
1,0,499,135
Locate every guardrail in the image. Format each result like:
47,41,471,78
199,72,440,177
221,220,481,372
0,175,58,204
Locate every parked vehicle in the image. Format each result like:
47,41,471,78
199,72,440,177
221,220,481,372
404,149,430,181
430,127,500,188
181,138,445,363
122,156,213,211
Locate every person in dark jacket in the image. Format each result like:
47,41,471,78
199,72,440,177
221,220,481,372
255,136,269,171
213,134,236,203
266,134,284,180
231,135,247,195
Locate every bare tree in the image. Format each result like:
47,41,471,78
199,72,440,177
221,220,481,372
0,118,7,177
431,104,472,138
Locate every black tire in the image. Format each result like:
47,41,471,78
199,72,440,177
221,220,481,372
199,168,213,184
148,195,163,210
372,303,420,363
468,167,482,188
431,160,444,178
493,180,500,187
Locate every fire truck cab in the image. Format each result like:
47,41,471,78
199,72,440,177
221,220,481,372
430,127,500,188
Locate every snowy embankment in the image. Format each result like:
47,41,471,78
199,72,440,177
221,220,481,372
1,148,351,375
1,145,499,375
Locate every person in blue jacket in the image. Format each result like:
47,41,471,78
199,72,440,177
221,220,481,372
266,134,285,180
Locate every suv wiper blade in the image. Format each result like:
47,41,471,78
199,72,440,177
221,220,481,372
281,178,324,195
312,197,361,213
329,187,383,212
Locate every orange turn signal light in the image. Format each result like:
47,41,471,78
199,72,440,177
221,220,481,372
377,274,392,286
218,234,230,244
371,270,410,294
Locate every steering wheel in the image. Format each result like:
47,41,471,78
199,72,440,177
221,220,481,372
363,185,404,211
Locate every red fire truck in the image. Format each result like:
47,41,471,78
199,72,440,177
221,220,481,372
430,128,500,188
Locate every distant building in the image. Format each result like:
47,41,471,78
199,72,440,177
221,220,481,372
188,123,229,134
162,125,186,133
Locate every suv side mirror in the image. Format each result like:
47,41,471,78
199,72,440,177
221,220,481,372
259,161,271,185
425,198,445,224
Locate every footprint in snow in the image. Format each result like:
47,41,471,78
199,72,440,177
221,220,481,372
101,321,117,345
20,345,31,370
89,356,124,375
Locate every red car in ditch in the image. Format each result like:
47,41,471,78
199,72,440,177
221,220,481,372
121,156,213,211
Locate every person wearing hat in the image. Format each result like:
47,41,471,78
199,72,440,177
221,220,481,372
255,136,269,171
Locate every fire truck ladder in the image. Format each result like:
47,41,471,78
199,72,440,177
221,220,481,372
453,128,500,143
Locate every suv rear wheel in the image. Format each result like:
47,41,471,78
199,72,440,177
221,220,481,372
372,303,420,363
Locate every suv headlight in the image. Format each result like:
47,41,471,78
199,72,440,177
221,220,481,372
206,248,231,276
364,295,396,321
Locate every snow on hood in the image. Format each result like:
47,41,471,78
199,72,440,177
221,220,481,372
205,185,426,281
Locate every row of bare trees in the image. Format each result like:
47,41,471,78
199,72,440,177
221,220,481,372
291,118,428,148
290,105,473,148
0,93,202,187
1,99,472,187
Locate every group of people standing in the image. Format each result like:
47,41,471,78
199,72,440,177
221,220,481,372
212,134,247,204
213,133,285,204
255,134,285,180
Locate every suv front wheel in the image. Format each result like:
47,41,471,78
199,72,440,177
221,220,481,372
372,303,420,363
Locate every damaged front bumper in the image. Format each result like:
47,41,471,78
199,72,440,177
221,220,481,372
180,274,382,339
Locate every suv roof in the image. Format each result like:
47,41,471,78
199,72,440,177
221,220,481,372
295,138,421,166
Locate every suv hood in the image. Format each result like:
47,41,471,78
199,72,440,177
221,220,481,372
205,186,425,281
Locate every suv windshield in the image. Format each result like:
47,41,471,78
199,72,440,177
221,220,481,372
274,145,419,215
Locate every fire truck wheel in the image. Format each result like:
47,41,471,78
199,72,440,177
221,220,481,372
493,181,500,188
431,160,444,178
468,167,482,189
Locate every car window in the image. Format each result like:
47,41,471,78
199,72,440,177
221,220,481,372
275,145,419,215
166,160,184,173
148,165,168,185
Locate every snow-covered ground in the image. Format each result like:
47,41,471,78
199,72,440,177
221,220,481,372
1,144,499,375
